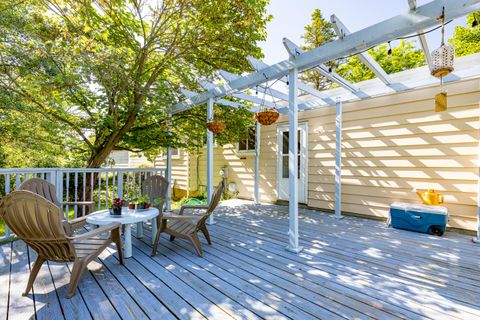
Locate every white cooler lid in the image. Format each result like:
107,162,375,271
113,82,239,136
390,202,448,215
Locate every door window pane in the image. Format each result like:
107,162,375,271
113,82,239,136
281,130,301,179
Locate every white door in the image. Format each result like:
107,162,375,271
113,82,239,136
277,123,308,203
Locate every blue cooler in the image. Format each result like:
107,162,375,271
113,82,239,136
389,202,448,236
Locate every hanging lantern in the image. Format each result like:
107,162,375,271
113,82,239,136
431,7,453,113
431,44,455,78
255,83,280,125
206,117,225,133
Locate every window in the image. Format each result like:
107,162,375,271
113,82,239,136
238,126,256,153
160,148,180,159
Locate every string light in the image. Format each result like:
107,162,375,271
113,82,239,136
473,13,479,27
387,41,392,56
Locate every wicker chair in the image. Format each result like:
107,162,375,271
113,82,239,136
0,190,123,298
152,181,224,257
19,178,95,235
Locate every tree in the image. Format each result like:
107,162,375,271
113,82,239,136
449,11,480,57
0,0,270,168
335,40,426,83
300,9,337,90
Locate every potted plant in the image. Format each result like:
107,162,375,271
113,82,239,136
136,194,151,210
110,198,126,216
255,108,279,125
152,197,165,209
206,117,225,133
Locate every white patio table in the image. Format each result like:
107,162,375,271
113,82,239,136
86,207,159,258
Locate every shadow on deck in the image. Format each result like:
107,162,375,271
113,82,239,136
1,199,480,320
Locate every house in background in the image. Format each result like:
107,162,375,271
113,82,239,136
109,53,480,232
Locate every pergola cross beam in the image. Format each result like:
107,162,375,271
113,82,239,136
282,38,367,97
330,14,396,87
218,70,324,111
408,0,434,71
246,56,335,105
171,0,480,114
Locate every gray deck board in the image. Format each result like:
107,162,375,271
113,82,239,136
212,212,479,319
29,248,64,320
215,209,480,307
1,200,480,320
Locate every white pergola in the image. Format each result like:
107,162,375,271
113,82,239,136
166,0,480,252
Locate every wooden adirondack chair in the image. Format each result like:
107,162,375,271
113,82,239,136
139,175,169,235
19,178,95,235
142,175,169,211
151,180,224,257
0,190,124,298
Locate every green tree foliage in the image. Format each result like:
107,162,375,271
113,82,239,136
0,0,270,168
300,9,337,90
335,40,426,83
449,12,480,57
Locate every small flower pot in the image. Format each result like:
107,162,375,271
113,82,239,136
128,203,136,210
137,203,145,210
110,207,122,216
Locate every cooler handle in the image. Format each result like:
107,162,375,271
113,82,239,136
439,195,444,204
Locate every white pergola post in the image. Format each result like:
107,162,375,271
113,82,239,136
474,136,480,243
254,121,261,205
334,100,343,219
286,64,303,253
166,127,173,211
206,97,215,225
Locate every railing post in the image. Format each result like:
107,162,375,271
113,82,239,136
117,171,124,199
4,174,10,238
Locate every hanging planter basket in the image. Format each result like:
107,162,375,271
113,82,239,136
255,109,279,126
206,117,225,133
431,44,455,78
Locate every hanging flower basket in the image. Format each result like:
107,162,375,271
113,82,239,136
255,109,279,126
431,44,455,78
206,117,225,133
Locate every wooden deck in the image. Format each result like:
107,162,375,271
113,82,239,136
1,200,480,320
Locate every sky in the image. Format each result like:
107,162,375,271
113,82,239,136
259,0,468,64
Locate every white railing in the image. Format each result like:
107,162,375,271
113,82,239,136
0,167,165,240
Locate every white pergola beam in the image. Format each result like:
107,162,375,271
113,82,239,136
254,121,260,205
182,89,258,112
165,113,173,211
172,0,480,114
330,14,395,86
218,71,323,111
206,97,215,225
286,62,302,254
282,38,362,95
334,100,343,219
408,0,434,71
246,56,335,105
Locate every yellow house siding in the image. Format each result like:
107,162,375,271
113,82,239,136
155,151,190,194
302,78,479,230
